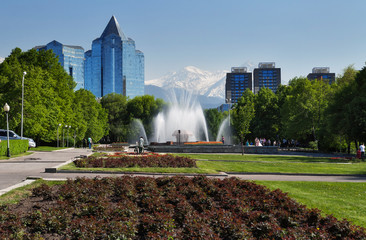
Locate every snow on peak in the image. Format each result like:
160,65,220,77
0,57,4,64
146,66,228,99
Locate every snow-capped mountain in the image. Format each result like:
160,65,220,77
0,57,4,64
146,66,227,99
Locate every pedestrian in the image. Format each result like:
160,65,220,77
221,136,225,144
88,137,93,149
138,136,144,154
360,143,365,161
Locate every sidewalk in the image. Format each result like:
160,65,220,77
2,149,366,197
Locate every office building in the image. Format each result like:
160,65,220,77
253,62,281,94
225,67,252,104
85,16,144,98
307,67,335,84
34,40,85,90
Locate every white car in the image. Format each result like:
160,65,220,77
0,129,36,148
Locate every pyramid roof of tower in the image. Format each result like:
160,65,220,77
101,16,127,40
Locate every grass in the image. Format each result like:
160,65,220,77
59,163,215,174
0,179,64,205
175,153,358,163
256,181,366,228
57,153,366,175
31,146,68,151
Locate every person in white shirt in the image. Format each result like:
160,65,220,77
360,143,365,161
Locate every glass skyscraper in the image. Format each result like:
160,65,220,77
225,67,253,104
34,40,85,90
85,16,145,98
253,62,281,94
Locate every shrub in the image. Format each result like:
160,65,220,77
0,139,28,156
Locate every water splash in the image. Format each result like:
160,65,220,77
129,119,149,145
152,90,209,143
216,116,233,145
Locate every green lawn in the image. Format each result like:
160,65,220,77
256,181,366,228
58,153,366,175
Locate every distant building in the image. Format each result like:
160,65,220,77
217,103,231,112
225,67,252,104
34,40,85,90
307,67,335,84
253,62,281,94
85,16,144,98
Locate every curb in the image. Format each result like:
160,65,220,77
0,179,36,196
225,172,366,177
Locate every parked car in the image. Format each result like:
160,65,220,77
0,129,36,148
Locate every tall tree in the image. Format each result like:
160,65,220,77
100,93,129,142
251,87,279,141
232,89,255,144
281,77,332,146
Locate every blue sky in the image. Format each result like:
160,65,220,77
1,0,366,84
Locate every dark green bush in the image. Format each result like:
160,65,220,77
0,139,29,156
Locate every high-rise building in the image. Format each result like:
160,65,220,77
307,67,335,84
225,67,252,104
253,62,281,94
34,40,85,90
85,16,144,98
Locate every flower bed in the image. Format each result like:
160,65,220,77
0,176,365,239
74,154,197,168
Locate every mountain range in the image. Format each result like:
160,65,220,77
0,57,226,109
145,66,228,108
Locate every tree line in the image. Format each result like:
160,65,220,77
0,48,164,146
204,65,366,152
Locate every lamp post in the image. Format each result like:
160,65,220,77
226,98,232,144
4,103,10,157
67,125,71,147
21,71,26,139
57,123,61,148
63,125,67,147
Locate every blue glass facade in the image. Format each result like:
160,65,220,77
225,67,252,104
85,16,144,98
253,63,281,94
34,40,85,90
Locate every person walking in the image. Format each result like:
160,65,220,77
360,143,365,161
138,136,144,154
221,136,225,144
88,137,93,149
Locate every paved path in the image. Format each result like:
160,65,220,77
1,149,366,196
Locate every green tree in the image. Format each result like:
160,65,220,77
204,108,226,141
232,89,255,144
127,95,165,137
100,93,129,142
327,65,358,152
251,87,279,141
0,48,75,144
74,89,108,143
281,77,333,147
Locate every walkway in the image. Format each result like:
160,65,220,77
1,148,366,196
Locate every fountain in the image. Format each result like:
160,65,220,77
216,116,233,145
128,119,149,145
152,90,209,143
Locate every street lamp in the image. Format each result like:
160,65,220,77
63,125,67,147
4,103,10,157
67,125,71,147
57,123,61,148
21,71,26,139
226,98,232,144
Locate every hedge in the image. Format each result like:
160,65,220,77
0,139,29,156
